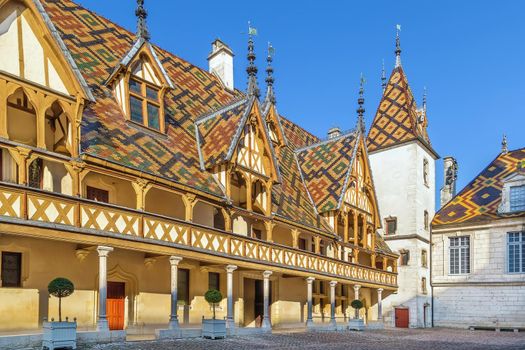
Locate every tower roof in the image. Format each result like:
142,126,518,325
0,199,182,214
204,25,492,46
366,65,436,157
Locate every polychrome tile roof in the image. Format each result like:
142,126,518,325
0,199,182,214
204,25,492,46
433,148,525,226
367,66,432,153
280,115,320,150
296,132,358,213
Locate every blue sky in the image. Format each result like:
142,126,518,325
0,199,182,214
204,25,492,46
77,0,525,206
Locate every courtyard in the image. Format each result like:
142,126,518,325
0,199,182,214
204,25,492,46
80,328,525,350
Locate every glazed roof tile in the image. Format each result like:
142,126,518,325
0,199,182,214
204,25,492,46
433,148,525,227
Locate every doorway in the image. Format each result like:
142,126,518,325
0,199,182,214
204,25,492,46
395,307,409,328
243,278,272,327
254,280,264,327
107,282,125,330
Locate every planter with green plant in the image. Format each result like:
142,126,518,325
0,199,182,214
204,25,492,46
42,277,77,350
348,299,365,331
201,289,226,339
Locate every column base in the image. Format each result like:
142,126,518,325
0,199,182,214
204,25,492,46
96,318,109,332
226,318,235,329
306,319,314,328
262,318,272,331
168,318,180,330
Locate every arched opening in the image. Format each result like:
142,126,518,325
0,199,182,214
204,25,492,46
28,157,72,195
82,171,136,208
230,171,247,209
0,148,17,183
7,88,37,147
144,187,185,220
251,178,267,215
193,201,225,230
45,101,72,156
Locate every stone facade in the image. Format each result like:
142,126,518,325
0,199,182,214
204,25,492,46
432,217,525,328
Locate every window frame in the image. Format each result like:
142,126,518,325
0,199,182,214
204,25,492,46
385,217,397,235
423,158,429,187
424,210,429,231
509,185,525,212
449,236,471,275
128,74,164,132
1,251,22,288
421,249,428,268
208,272,221,291
507,231,525,274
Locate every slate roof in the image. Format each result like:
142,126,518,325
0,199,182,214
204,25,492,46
367,66,434,155
296,132,358,213
433,148,525,227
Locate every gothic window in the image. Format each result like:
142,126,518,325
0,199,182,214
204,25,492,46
208,272,220,291
1,252,22,287
507,232,524,273
421,277,427,294
423,159,429,186
424,210,429,230
449,236,470,274
421,250,428,268
385,217,397,235
399,249,410,266
510,185,525,212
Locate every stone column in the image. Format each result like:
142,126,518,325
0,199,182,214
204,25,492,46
329,281,337,328
377,288,383,321
226,265,237,328
169,256,183,329
96,246,113,332
353,285,361,319
262,271,273,329
306,277,315,327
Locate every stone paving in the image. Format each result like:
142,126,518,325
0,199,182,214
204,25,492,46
80,328,525,350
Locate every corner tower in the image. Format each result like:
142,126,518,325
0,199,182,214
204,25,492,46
366,28,438,328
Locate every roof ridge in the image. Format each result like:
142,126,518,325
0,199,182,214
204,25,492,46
195,97,248,124
295,129,357,153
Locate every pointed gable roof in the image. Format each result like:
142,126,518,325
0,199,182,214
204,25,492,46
296,131,358,213
367,66,434,155
433,148,525,227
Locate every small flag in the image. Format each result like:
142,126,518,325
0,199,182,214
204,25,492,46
268,42,275,56
248,22,258,36
396,24,402,31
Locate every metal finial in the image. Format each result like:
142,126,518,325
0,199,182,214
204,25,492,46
423,86,427,111
395,24,402,68
265,42,276,105
246,22,260,98
136,0,150,41
357,74,366,133
501,134,508,154
381,59,387,92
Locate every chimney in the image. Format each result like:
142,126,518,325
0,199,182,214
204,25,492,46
327,127,341,139
440,156,458,207
208,39,234,90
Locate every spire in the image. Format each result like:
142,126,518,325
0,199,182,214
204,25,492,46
395,24,402,68
501,134,508,154
264,42,276,105
357,74,366,134
136,0,150,41
381,59,387,92
246,22,260,98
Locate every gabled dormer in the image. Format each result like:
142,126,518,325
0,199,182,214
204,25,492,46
105,2,173,134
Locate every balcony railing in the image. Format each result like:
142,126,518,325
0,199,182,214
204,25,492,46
0,183,397,287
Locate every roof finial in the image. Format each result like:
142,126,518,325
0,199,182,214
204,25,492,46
357,74,366,134
136,0,150,41
381,59,387,92
264,42,276,105
501,134,508,154
395,24,402,68
246,22,260,98
422,86,427,112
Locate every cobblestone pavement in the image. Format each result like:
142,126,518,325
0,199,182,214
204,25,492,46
80,328,525,350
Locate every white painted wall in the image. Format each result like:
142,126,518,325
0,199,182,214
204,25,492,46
369,141,436,328
208,50,234,90
432,218,525,328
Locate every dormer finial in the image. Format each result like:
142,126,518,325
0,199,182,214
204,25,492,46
246,22,260,98
423,86,427,112
136,0,150,41
501,134,508,154
395,24,402,68
357,74,366,134
381,59,386,91
264,42,276,105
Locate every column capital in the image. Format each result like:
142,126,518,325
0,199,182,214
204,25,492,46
329,280,338,287
96,246,113,257
306,277,315,284
263,270,273,278
226,264,238,273
377,288,384,293
353,284,361,292
169,256,183,266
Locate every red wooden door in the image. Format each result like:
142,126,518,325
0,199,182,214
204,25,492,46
395,308,409,328
107,282,125,330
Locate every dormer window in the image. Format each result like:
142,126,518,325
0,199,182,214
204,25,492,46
128,60,163,131
498,173,525,214
510,185,525,212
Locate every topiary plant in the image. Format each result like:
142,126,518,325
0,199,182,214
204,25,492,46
48,277,75,322
351,299,364,310
204,289,222,320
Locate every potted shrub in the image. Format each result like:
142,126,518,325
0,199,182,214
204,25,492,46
42,278,77,350
201,289,226,339
348,299,365,331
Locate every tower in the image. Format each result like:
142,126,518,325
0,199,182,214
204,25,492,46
366,27,439,328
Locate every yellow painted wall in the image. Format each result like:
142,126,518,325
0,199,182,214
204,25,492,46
0,288,39,330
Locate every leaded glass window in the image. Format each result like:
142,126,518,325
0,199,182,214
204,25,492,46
449,236,470,274
508,232,525,273
128,61,163,131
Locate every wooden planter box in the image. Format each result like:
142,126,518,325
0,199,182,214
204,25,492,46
348,318,365,331
42,321,77,350
202,319,227,339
